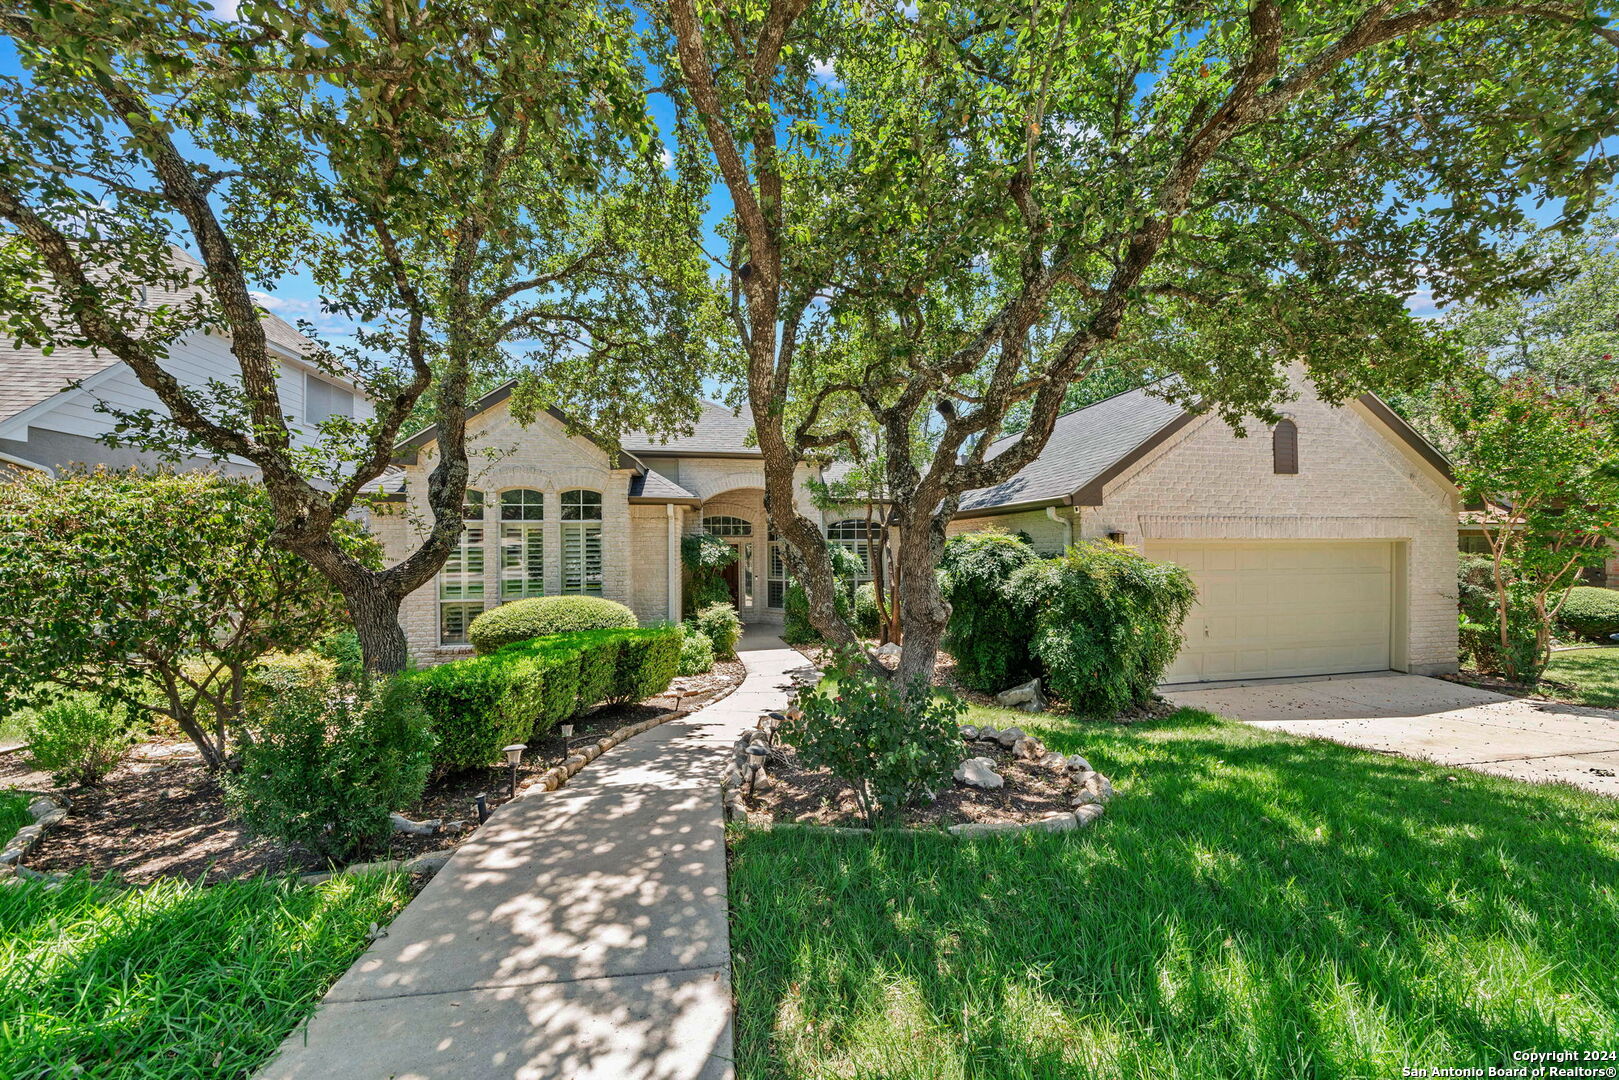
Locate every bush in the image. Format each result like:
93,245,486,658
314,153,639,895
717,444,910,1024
781,544,866,644
314,630,365,682
1009,541,1196,715
1457,554,1542,678
693,602,743,658
938,531,1042,692
782,654,964,827
23,694,135,786
852,582,881,637
408,626,681,773
1558,586,1619,642
682,532,738,617
677,623,716,675
226,677,434,861
782,583,818,645
249,651,339,698
467,595,637,654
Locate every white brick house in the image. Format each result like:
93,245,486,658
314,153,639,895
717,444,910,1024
379,370,1460,681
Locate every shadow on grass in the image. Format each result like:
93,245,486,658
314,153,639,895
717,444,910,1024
728,710,1619,1080
0,872,406,1079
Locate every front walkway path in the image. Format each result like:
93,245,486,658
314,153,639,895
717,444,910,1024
1165,672,1619,798
260,630,808,1080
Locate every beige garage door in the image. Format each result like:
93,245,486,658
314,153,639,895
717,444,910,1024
1147,541,1394,684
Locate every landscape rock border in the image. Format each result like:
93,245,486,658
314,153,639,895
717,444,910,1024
0,789,71,887
720,716,1114,840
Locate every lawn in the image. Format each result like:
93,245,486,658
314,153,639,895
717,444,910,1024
728,704,1619,1079
0,789,30,846
1543,647,1619,709
0,871,410,1079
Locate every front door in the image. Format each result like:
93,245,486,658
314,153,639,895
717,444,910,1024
722,557,741,609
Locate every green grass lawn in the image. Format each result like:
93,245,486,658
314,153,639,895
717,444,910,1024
1542,647,1619,709
0,872,410,1079
729,705,1619,1079
0,790,31,846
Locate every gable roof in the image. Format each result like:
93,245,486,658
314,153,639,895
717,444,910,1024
0,249,316,426
621,399,757,457
629,469,700,504
958,386,1191,514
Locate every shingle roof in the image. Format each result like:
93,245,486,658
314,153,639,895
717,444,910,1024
621,400,758,457
957,385,1189,513
629,469,700,502
0,249,314,425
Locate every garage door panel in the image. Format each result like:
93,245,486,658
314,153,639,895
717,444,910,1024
1151,541,1394,683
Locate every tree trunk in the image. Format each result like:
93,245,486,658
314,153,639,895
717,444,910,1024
893,515,951,686
344,577,410,676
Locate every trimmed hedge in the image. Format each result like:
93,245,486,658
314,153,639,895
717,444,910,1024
938,531,1041,692
467,595,637,655
1559,586,1619,642
407,625,679,773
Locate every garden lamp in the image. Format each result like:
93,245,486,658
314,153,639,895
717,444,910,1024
502,743,527,798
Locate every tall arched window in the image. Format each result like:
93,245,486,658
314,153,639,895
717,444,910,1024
439,495,489,645
499,489,544,600
1273,419,1299,475
827,519,879,581
561,489,604,595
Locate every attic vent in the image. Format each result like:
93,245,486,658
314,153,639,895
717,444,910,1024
1273,419,1299,475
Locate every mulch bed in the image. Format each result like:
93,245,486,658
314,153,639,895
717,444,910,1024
0,659,745,885
745,736,1077,830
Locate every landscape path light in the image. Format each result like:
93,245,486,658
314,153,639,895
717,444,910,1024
503,743,527,798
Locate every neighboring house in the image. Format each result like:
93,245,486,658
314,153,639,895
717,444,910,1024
0,254,371,476
1458,508,1619,590
377,369,1461,684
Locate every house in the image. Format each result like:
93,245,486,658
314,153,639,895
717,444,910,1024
376,369,1461,684
0,253,371,477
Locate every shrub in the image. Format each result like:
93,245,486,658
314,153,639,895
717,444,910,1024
782,583,818,645
781,654,964,827
693,601,743,658
607,627,683,703
938,531,1042,692
1558,586,1619,642
781,544,866,643
1458,555,1542,678
677,623,716,675
226,677,434,861
249,651,339,699
314,630,365,682
467,595,637,654
852,582,881,637
1009,541,1196,715
682,532,738,617
23,694,135,786
409,626,680,772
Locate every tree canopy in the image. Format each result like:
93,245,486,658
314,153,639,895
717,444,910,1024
0,0,725,670
660,0,1619,679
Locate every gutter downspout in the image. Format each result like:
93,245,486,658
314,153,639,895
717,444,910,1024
667,503,682,621
1046,505,1073,550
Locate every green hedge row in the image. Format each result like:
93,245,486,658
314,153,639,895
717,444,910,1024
406,626,681,774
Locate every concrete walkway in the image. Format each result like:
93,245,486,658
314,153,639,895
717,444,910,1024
1164,672,1619,797
260,630,810,1080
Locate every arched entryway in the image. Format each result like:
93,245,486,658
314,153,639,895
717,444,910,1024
697,488,785,624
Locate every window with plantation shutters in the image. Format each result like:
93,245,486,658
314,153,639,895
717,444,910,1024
498,489,545,599
1273,419,1299,474
767,527,788,609
827,519,878,581
438,525,486,644
561,489,603,595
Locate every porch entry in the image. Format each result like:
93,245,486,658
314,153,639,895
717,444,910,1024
701,512,783,623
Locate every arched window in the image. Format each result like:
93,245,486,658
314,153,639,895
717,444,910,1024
439,505,488,645
498,489,544,600
500,488,544,521
561,489,604,595
827,519,879,581
702,515,753,536
1273,419,1299,475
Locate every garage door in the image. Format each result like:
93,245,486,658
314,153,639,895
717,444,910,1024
1147,541,1394,684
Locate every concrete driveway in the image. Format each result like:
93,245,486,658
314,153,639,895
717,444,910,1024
1163,673,1619,798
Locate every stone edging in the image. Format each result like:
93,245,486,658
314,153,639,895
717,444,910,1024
0,789,71,886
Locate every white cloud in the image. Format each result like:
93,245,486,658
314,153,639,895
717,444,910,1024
660,145,674,169
208,0,240,21
811,59,838,85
